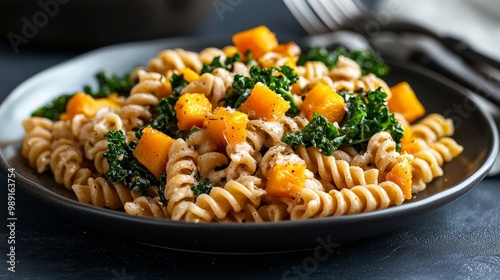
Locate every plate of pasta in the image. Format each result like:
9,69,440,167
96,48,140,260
1,26,498,253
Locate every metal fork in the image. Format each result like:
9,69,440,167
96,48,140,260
285,0,500,72
283,0,368,35
284,0,500,176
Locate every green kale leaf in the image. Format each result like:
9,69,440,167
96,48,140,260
150,73,188,135
339,88,403,150
191,179,213,201
103,129,162,193
31,93,74,121
201,52,242,74
282,113,345,156
83,69,134,98
157,173,167,205
282,88,403,155
225,65,300,114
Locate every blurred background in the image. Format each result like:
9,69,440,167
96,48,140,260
1,0,499,84
0,0,499,55
378,0,500,61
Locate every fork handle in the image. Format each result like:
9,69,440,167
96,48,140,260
441,37,500,70
409,50,500,107
384,21,500,70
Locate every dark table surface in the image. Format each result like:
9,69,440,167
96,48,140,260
1,1,499,279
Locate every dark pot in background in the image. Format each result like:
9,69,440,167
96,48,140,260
0,0,214,51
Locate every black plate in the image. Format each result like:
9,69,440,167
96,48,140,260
0,37,498,253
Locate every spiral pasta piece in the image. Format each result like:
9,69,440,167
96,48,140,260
70,114,93,141
329,56,361,81
245,123,267,156
72,177,139,209
296,61,329,82
48,118,93,190
198,47,226,65
124,196,169,218
405,138,445,193
213,210,247,223
22,116,53,132
232,61,253,77
243,202,288,222
247,119,285,149
181,73,227,107
360,131,403,181
312,73,391,97
126,69,163,107
187,129,228,185
52,119,75,141
410,113,454,142
197,151,229,185
115,69,163,131
297,145,357,171
50,140,92,190
244,120,286,165
258,144,303,179
22,118,53,173
185,175,265,222
186,128,218,154
258,52,294,69
165,138,198,220
83,111,124,174
290,181,405,220
429,137,464,162
281,115,309,133
117,104,152,131
211,67,234,89
225,142,257,181
298,146,379,190
148,48,203,74
410,157,438,193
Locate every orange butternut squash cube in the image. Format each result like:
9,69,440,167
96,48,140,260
60,92,98,120
204,107,249,150
300,83,346,124
177,67,200,82
239,83,290,121
386,156,413,200
266,164,307,198
133,126,175,178
388,81,425,123
232,25,278,59
175,93,212,130
60,92,121,120
400,123,413,146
